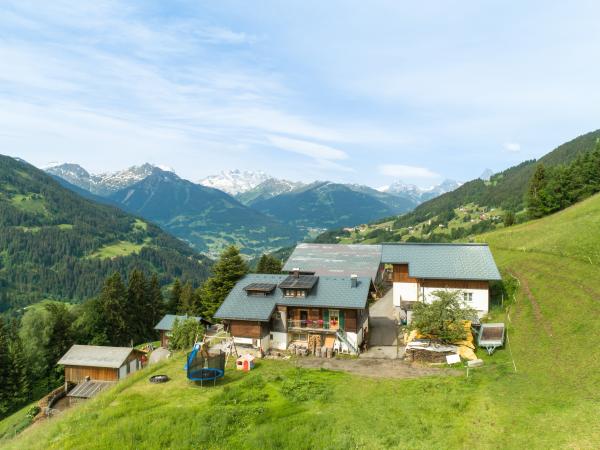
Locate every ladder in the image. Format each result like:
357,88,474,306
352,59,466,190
335,329,359,355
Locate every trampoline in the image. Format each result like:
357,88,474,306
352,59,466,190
186,344,225,386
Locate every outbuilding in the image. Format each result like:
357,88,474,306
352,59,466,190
154,314,212,348
57,345,145,384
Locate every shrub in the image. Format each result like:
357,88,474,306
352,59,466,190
168,318,204,351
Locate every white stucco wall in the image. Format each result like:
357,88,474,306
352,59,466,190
422,287,489,315
233,337,253,346
393,281,419,306
269,332,288,350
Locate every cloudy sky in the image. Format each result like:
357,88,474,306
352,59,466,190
2,1,600,187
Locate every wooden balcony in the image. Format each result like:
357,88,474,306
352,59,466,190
287,319,338,333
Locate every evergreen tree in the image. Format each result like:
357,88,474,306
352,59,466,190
127,269,148,344
8,331,30,407
44,302,74,388
527,164,548,218
177,282,198,315
200,246,248,319
148,274,165,336
503,211,516,227
97,272,129,346
256,254,283,274
167,278,182,314
0,318,11,416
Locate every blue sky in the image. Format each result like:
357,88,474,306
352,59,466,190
2,1,600,187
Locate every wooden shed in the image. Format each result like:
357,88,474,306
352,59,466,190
57,345,145,384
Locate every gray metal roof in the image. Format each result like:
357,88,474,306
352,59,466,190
283,243,383,281
381,243,501,280
214,274,371,322
154,314,206,331
68,380,116,399
57,345,137,369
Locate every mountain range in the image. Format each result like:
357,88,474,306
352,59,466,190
46,164,457,255
46,163,164,197
378,179,462,203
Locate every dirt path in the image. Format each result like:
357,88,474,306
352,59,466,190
296,357,460,379
510,270,554,337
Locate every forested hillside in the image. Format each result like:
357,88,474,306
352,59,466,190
252,181,415,231
392,128,600,229
0,155,212,311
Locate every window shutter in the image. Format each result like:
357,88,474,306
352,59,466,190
323,309,329,328
339,310,345,330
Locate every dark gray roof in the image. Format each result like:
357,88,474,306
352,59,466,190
283,243,382,281
154,314,207,331
57,345,137,369
214,274,371,322
243,283,277,293
381,243,501,281
278,274,319,290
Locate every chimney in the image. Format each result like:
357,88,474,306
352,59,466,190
292,268,300,278
351,274,358,288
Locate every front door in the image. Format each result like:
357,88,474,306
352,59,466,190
300,310,308,328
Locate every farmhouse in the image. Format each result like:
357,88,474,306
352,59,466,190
57,345,145,384
215,242,501,355
381,243,501,320
214,271,373,354
154,314,212,348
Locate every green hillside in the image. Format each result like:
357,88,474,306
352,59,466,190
252,181,415,232
0,156,212,311
392,128,600,229
108,170,300,258
3,194,599,448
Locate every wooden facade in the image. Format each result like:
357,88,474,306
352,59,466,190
229,320,265,339
63,351,143,383
393,264,418,283
420,279,489,290
65,366,118,383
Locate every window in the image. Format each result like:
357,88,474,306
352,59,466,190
463,292,473,303
284,289,306,297
292,333,307,342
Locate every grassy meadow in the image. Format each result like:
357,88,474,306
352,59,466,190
2,195,600,449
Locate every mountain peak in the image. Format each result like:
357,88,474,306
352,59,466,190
199,169,271,195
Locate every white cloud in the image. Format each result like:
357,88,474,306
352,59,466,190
268,135,347,160
504,142,521,152
378,164,439,179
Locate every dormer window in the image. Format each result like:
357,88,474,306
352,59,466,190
244,283,276,297
283,289,306,298
278,274,318,298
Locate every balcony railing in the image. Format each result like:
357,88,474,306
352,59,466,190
287,319,338,332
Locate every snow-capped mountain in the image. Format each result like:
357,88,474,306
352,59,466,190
198,170,271,195
46,163,169,197
378,179,462,203
236,178,305,205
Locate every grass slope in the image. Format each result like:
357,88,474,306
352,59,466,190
3,195,600,449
